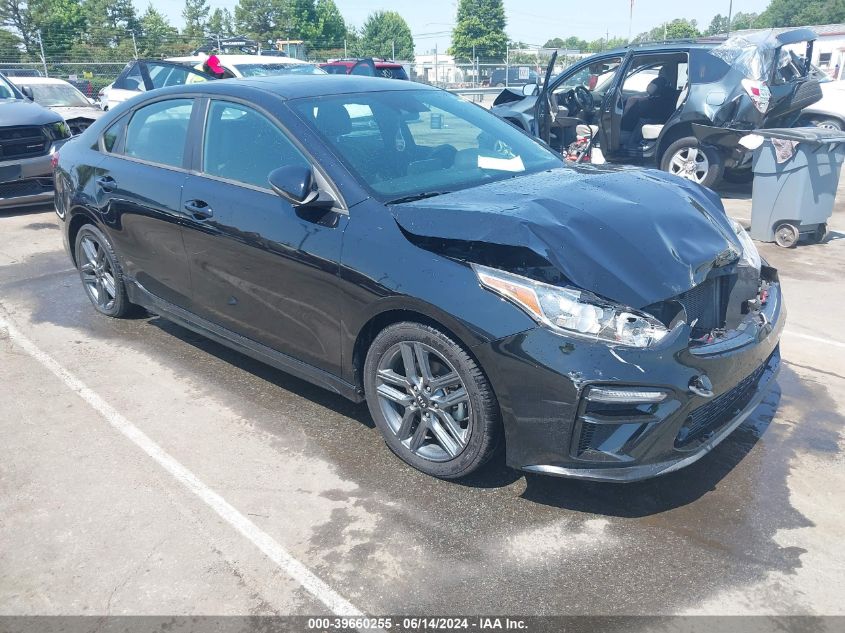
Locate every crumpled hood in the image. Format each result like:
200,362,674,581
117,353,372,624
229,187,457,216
0,99,64,126
390,166,742,308
51,106,105,122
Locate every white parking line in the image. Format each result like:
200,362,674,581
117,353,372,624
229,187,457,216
785,330,845,349
0,313,364,618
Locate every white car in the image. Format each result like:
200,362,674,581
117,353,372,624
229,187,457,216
102,55,325,110
9,75,105,135
799,79,845,130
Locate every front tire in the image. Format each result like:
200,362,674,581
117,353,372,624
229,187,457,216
74,224,135,317
364,322,500,479
660,137,723,188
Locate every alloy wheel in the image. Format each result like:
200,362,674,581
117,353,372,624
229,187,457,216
668,146,710,183
375,341,471,462
78,235,117,311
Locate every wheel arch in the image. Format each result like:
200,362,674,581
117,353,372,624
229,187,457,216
67,208,101,265
350,307,490,396
656,121,698,163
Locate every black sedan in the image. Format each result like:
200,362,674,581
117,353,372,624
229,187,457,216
54,76,783,482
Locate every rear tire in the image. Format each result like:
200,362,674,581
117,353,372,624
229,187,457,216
364,322,500,479
74,224,136,318
660,137,723,189
810,117,843,131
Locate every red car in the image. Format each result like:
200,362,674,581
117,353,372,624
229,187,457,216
319,58,409,80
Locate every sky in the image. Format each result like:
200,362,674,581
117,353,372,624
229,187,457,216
142,0,773,53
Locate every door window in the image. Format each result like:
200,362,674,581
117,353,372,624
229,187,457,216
555,56,623,99
146,62,209,88
124,99,193,168
202,101,309,189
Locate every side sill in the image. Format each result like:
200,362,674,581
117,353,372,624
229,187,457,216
126,279,364,403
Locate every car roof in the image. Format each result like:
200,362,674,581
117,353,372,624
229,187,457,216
153,74,436,100
322,59,404,68
167,54,314,66
7,76,76,85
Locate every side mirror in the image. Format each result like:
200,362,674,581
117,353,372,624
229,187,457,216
522,83,538,97
21,85,35,101
268,165,320,206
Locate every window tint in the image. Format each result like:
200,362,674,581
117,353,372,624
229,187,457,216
147,63,207,88
294,90,561,199
692,49,731,83
203,101,309,189
102,117,127,152
124,99,193,167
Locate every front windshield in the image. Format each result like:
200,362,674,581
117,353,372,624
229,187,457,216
291,89,562,200
234,63,326,77
0,76,17,99
27,83,90,107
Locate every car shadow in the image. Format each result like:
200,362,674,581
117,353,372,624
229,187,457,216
0,203,55,218
716,180,752,200
147,313,780,512
146,315,375,428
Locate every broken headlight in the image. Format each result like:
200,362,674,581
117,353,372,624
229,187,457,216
730,218,761,271
473,264,669,348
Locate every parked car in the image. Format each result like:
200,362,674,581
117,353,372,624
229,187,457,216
0,68,42,78
489,67,540,87
55,75,783,482
0,71,71,209
9,76,105,135
796,68,845,130
492,30,822,188
320,58,409,80
102,56,326,110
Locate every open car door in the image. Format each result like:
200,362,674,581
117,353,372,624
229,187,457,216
534,51,558,143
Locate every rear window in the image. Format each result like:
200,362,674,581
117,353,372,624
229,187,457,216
691,49,730,84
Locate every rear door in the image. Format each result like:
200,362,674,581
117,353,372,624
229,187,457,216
91,97,195,306
179,98,349,374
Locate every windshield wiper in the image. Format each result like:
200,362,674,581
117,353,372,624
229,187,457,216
385,191,451,205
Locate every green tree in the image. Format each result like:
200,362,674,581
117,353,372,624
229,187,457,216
314,0,345,47
182,0,209,40
0,27,22,61
284,0,317,40
81,0,139,47
759,0,845,26
234,0,281,43
207,8,235,38
450,0,507,62
634,18,699,43
139,4,177,56
705,13,729,35
359,11,414,61
730,12,760,30
32,0,86,58
0,0,37,53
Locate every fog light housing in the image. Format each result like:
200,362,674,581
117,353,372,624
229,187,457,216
585,387,668,404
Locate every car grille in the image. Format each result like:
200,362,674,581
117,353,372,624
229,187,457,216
0,125,49,160
675,351,775,448
0,177,53,199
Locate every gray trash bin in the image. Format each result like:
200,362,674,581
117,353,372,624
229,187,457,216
749,126,845,247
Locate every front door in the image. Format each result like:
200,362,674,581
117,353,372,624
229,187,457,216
92,97,195,307
179,99,348,374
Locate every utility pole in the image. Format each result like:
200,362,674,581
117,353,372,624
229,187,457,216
344,38,347,58
37,30,48,77
506,45,509,87
472,44,476,87
130,30,139,58
392,40,395,60
727,0,734,37
628,0,634,43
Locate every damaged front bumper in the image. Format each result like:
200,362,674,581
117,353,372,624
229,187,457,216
475,275,784,483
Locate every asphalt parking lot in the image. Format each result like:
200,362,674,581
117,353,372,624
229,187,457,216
1,179,844,619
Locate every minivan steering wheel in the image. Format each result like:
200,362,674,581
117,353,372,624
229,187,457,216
574,86,594,112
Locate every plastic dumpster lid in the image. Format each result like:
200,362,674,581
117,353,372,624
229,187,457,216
753,126,845,143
